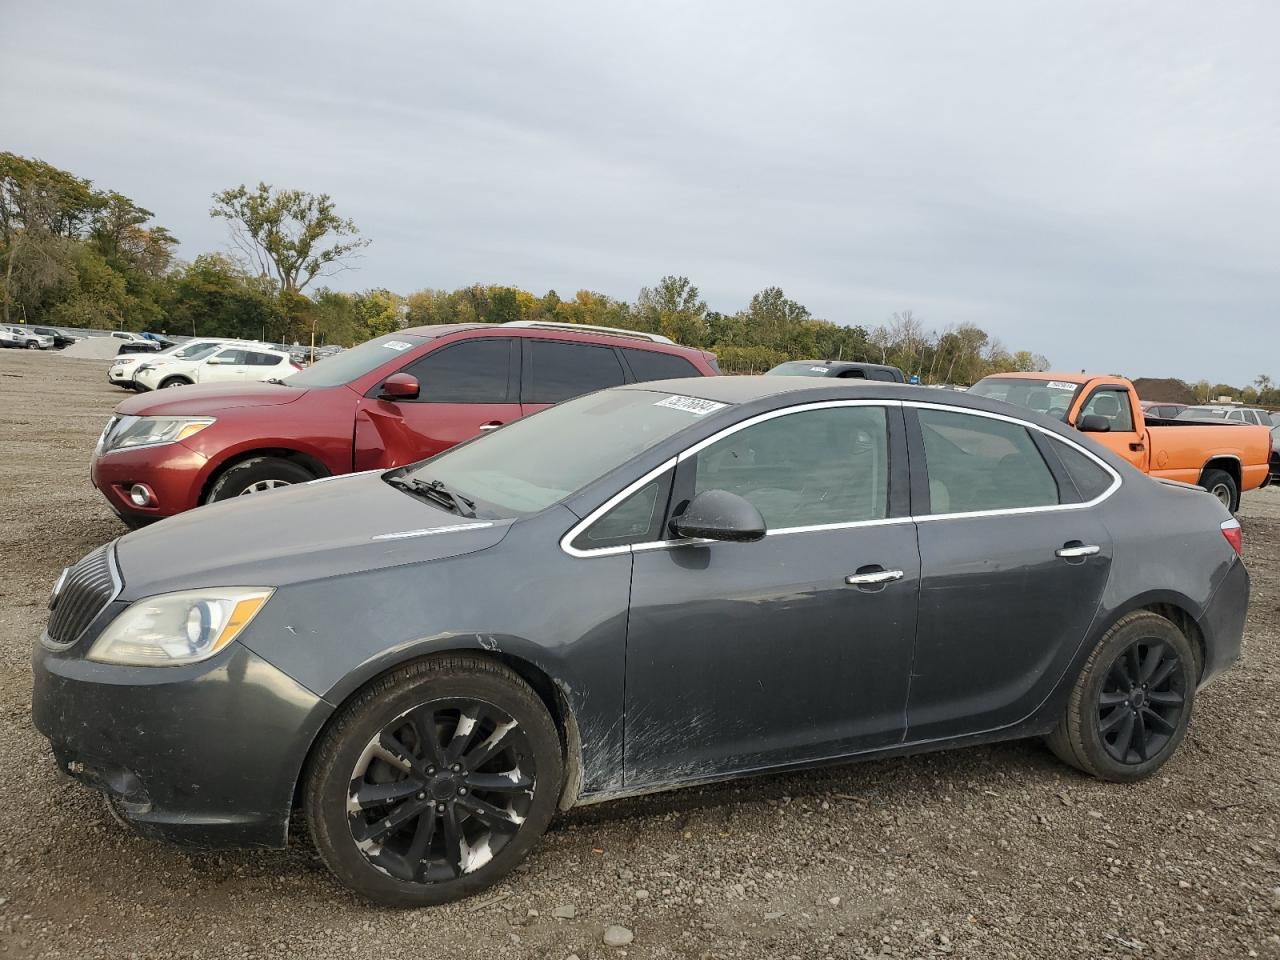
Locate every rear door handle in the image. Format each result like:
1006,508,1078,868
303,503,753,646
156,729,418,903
479,421,503,432
1056,543,1100,559
845,569,904,586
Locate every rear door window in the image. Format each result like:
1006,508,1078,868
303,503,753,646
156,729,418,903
524,340,627,404
622,348,699,382
917,409,1059,514
1049,441,1114,501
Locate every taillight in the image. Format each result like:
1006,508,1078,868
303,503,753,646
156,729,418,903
1221,517,1243,556
291,363,303,371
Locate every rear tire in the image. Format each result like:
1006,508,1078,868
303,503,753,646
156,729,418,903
204,456,316,503
1046,611,1196,782
1200,468,1239,513
304,656,563,907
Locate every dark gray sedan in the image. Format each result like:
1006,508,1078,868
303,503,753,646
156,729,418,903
32,377,1248,906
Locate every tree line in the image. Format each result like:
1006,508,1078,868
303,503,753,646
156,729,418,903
3,151,1059,381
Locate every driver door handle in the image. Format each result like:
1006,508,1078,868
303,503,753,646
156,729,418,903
1056,543,1100,559
845,569,904,586
479,421,503,432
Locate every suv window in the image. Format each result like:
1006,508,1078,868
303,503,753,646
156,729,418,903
525,340,626,404
401,339,512,403
869,369,898,382
212,349,247,364
244,351,283,366
622,347,699,383
918,409,1059,514
1078,388,1134,432
691,406,888,529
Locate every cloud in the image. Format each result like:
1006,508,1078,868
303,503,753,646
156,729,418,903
2,0,1276,382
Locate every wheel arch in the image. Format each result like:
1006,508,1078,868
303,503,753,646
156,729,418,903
1199,456,1242,492
1095,591,1208,680
291,641,585,817
199,447,333,503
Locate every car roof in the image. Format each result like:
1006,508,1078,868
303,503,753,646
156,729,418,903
396,322,708,357
617,375,1040,412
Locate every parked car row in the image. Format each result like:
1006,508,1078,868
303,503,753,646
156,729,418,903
1,325,57,349
35,366,1250,905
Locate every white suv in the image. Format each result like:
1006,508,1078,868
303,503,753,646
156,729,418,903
109,337,246,389
134,343,300,390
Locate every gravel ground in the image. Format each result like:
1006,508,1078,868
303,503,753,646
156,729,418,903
1,349,1278,959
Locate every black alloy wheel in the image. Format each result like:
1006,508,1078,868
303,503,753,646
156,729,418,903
1096,639,1186,764
1045,610,1196,782
305,656,563,906
346,698,536,884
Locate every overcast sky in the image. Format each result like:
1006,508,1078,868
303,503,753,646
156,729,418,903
3,1,1277,384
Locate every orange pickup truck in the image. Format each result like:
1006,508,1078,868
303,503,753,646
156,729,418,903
969,372,1272,511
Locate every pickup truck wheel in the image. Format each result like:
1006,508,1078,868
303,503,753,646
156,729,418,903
205,456,316,503
1045,611,1195,783
1200,469,1238,512
25,340,39,350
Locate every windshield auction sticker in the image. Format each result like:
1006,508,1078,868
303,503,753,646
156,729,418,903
1046,381,1079,391
383,340,413,351
655,395,727,416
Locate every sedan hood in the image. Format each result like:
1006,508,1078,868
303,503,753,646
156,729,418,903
114,471,513,597
116,382,311,416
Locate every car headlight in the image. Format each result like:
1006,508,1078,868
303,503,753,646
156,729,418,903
87,588,273,666
102,416,215,452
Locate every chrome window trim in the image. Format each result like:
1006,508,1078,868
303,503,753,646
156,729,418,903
559,398,1123,559
904,401,1122,520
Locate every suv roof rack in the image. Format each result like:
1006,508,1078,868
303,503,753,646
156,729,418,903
501,320,675,345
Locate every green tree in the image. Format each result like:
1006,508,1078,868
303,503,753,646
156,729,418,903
210,183,370,295
635,275,708,345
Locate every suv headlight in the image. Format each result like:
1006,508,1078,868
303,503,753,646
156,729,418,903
87,588,273,665
102,416,215,452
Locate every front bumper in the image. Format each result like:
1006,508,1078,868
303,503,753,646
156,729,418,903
32,631,332,849
108,366,137,388
1198,556,1250,687
91,442,211,522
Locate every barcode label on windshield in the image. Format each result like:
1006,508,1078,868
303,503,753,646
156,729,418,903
655,395,726,416
1046,381,1079,391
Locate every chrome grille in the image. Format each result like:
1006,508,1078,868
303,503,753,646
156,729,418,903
46,545,120,647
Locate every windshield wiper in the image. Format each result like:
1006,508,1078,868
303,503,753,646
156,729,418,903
386,475,477,518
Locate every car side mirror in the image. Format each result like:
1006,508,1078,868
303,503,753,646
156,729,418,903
1078,414,1111,433
380,372,420,401
668,489,766,543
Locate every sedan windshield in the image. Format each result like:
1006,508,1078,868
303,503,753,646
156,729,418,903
400,388,723,515
285,334,429,388
967,377,1080,421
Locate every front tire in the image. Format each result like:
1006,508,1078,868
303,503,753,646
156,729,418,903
26,341,39,350
158,376,191,389
1046,611,1196,782
1200,468,1239,513
304,656,563,906
204,456,316,502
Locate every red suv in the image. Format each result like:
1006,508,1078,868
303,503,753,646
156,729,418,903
91,321,719,526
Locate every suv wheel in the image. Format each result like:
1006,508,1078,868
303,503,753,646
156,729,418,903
304,656,563,906
158,376,191,389
205,456,316,503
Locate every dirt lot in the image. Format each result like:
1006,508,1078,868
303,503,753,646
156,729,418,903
1,349,1278,959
